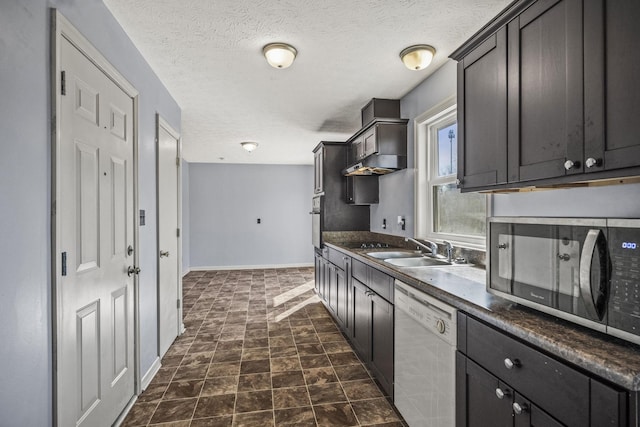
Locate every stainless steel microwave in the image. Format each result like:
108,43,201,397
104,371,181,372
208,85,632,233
487,217,640,345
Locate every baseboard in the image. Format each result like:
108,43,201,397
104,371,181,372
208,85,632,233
182,268,191,277
140,356,162,390
190,263,314,271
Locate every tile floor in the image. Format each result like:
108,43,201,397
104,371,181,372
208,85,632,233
122,267,406,427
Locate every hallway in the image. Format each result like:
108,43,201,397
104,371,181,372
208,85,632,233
122,268,404,426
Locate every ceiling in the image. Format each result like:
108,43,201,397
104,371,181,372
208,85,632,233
103,0,512,165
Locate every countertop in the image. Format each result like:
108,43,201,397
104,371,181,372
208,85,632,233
324,241,640,391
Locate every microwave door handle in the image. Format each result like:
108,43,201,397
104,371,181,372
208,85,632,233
579,229,604,320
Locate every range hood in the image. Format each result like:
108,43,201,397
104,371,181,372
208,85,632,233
342,154,407,176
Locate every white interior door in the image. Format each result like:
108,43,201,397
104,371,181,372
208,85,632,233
157,117,181,357
57,35,136,426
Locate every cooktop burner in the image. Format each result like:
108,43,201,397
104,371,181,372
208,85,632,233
342,241,392,249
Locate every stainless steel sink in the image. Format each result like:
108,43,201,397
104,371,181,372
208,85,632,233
366,251,420,259
384,257,451,267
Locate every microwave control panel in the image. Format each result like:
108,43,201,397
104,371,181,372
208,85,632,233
608,227,640,336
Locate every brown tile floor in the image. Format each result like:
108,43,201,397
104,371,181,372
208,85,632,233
122,267,406,427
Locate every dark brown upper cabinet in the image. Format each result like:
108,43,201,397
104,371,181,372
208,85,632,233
451,0,640,191
457,27,508,189
507,0,584,183
584,0,640,174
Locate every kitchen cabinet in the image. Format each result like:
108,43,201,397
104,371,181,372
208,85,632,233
326,248,350,330
451,0,640,191
349,259,394,396
457,27,508,189
506,0,584,183
314,252,329,303
350,122,407,162
584,0,640,174
312,142,369,242
456,312,630,427
346,176,378,205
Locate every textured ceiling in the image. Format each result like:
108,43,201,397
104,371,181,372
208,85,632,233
103,0,511,165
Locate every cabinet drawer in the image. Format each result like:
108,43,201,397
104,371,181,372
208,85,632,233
368,267,393,302
327,247,349,270
466,316,589,427
352,258,368,285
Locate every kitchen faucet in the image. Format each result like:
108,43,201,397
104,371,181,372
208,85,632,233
405,237,439,257
443,240,454,263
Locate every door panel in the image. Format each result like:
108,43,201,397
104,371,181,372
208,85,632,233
77,301,101,417
76,141,100,271
58,36,135,427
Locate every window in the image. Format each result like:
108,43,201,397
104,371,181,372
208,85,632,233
415,97,487,249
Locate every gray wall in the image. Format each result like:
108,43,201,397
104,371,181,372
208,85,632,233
371,60,458,237
182,160,191,275
0,1,180,425
189,163,314,269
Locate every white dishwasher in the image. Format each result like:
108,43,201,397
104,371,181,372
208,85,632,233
394,280,457,427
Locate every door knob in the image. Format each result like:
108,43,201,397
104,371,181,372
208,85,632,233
495,388,510,400
564,160,579,170
504,358,520,369
585,157,601,168
159,250,170,258
513,402,528,415
127,266,141,277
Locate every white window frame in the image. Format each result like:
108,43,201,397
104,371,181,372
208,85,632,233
414,95,488,250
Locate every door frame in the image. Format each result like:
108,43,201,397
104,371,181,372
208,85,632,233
50,9,141,424
155,114,184,357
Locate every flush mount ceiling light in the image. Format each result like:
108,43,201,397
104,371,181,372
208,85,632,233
241,141,259,152
263,43,297,69
400,45,436,70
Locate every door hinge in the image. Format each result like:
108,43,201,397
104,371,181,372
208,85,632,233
176,157,180,166
61,252,67,276
61,71,66,95
177,228,180,237
177,299,181,308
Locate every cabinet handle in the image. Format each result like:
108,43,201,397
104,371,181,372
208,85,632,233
513,402,528,415
495,388,510,400
585,157,602,168
504,358,520,370
564,159,580,170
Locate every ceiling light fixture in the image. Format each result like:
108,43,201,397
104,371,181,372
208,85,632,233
263,43,297,69
400,45,436,70
241,141,259,152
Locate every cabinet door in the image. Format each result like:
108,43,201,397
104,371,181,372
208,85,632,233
327,263,338,315
363,126,377,157
370,293,394,397
350,278,371,359
513,393,564,427
459,356,513,427
314,254,321,295
335,263,349,330
584,0,640,173
346,176,379,205
313,149,323,193
458,27,508,189
507,0,584,182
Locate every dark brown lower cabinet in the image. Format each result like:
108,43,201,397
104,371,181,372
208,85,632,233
457,312,632,427
326,259,349,331
458,354,563,427
350,277,394,396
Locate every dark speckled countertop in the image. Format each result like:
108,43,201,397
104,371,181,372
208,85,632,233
324,239,640,391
